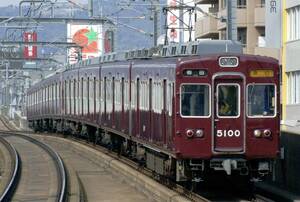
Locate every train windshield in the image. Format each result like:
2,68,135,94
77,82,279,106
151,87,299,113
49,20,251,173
181,84,210,117
217,84,240,117
247,84,276,117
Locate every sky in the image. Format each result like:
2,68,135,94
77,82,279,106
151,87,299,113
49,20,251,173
0,0,19,6
0,0,88,7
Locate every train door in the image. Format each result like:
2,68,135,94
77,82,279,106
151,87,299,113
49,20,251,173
213,75,245,153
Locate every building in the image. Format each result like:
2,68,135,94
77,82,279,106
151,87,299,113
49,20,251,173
194,0,280,59
282,0,300,125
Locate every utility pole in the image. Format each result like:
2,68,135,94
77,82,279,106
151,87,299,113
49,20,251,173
179,0,184,43
226,0,237,41
88,0,93,17
151,0,160,47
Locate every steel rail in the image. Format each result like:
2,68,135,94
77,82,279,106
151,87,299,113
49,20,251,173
0,136,20,201
15,134,67,202
0,129,67,202
254,194,276,202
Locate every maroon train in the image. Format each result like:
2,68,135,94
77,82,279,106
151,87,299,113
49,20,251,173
26,41,280,183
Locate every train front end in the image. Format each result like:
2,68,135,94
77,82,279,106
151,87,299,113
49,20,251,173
174,54,280,182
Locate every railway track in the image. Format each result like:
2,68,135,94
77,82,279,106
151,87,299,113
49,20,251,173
0,117,279,202
0,136,20,201
0,128,67,202
0,129,278,202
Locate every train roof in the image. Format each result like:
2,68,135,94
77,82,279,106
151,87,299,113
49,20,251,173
67,40,243,70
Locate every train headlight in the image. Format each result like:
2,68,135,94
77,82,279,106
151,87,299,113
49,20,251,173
254,130,262,138
195,129,204,138
186,129,194,138
263,129,272,137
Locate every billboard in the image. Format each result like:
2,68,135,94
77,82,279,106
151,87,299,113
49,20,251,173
23,32,37,59
67,24,103,64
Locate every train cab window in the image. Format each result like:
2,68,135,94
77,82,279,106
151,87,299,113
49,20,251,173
247,84,276,117
181,84,210,117
217,84,240,117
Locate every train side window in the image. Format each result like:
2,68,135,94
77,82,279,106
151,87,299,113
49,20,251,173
124,79,129,110
106,78,112,113
115,78,121,110
83,77,87,115
149,79,152,111
111,77,116,111
181,84,210,117
104,77,107,113
121,78,124,110
168,82,174,116
54,83,57,114
74,79,76,115
65,80,68,114
217,84,240,118
88,77,91,115
247,84,276,117
88,77,94,114
136,78,140,111
70,80,72,115
152,81,162,113
131,80,135,109
100,79,104,113
95,77,99,114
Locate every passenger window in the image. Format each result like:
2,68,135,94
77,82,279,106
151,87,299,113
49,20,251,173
181,84,210,117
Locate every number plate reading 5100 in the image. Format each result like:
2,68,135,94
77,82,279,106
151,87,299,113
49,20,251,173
216,130,240,137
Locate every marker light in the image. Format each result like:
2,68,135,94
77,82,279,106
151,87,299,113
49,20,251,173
254,129,262,137
263,129,272,137
195,129,204,138
186,129,194,138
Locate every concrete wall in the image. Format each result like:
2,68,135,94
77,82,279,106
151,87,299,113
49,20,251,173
286,40,300,72
286,105,300,120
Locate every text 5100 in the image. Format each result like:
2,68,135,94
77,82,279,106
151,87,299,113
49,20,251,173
216,130,241,137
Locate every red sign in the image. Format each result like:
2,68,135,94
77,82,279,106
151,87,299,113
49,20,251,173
104,31,113,53
23,32,37,59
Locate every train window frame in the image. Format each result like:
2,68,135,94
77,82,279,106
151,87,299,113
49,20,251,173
216,83,241,119
246,83,277,118
180,83,211,118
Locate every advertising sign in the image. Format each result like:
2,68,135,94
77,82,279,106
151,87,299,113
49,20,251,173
23,32,37,59
67,24,103,64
